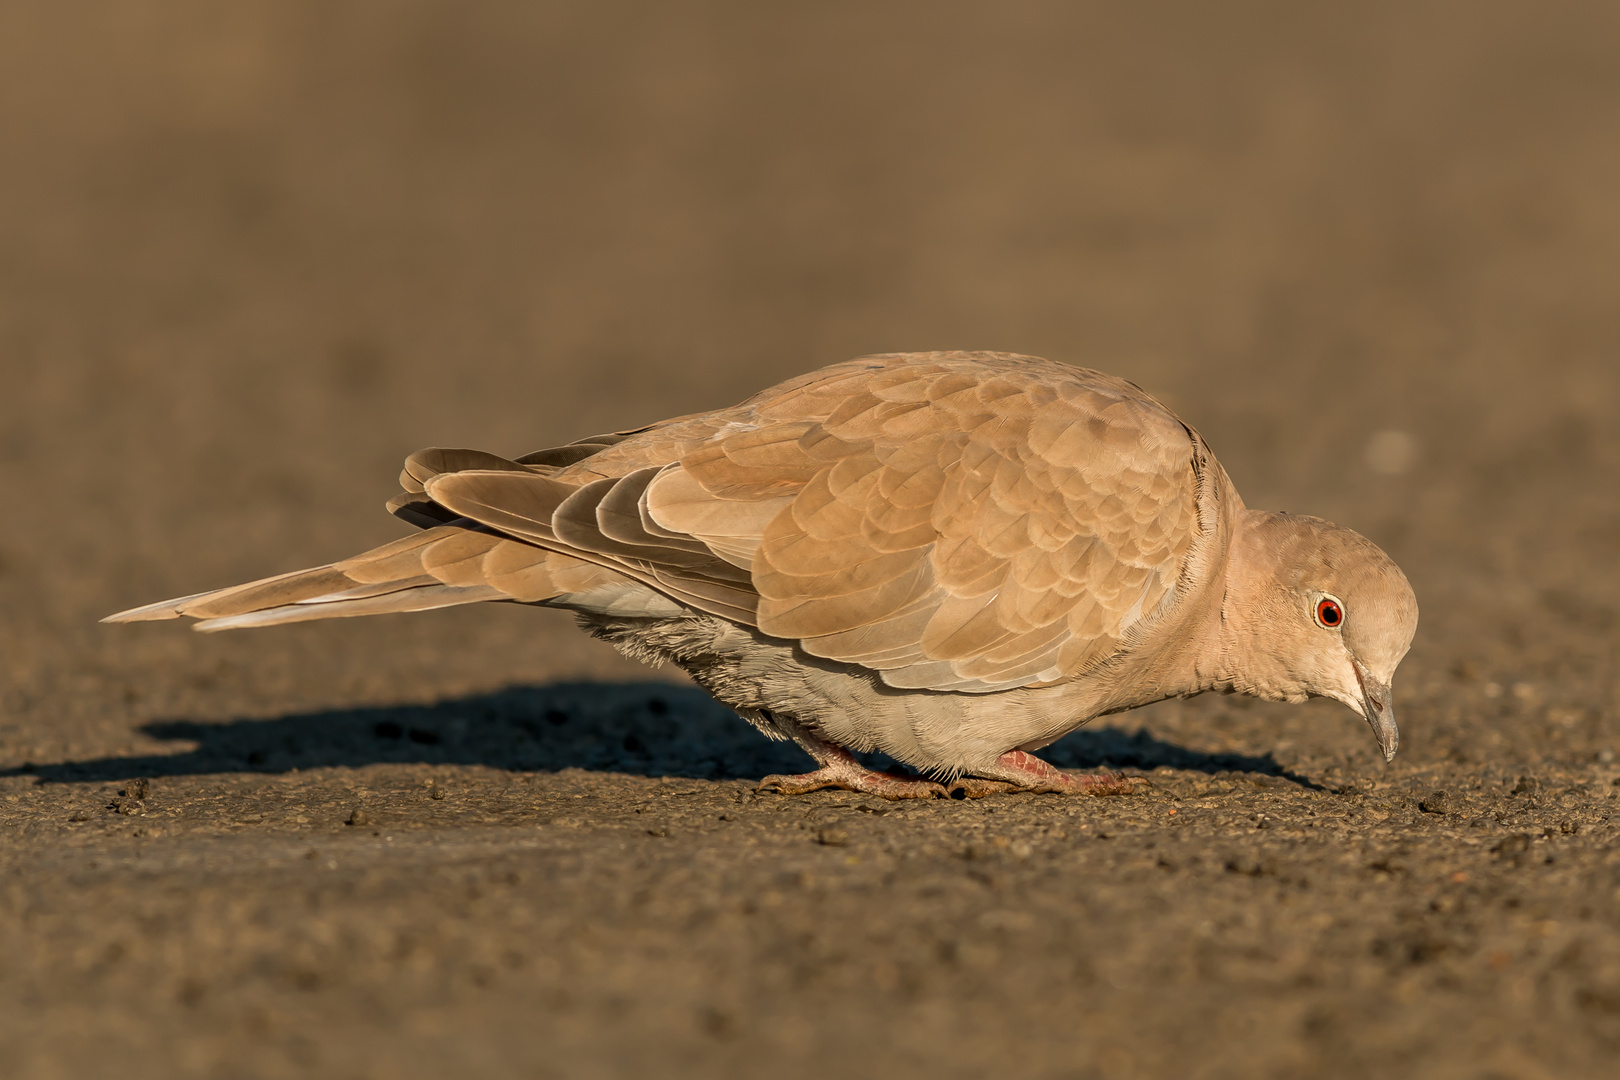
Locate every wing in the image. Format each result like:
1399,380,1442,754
412,352,1208,693
659,354,1203,690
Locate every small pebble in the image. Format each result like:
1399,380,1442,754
347,808,370,827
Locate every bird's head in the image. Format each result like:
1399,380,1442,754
1218,510,1419,761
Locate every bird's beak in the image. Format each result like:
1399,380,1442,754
1353,661,1399,762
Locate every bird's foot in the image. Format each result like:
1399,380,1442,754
950,750,1141,798
757,748,948,801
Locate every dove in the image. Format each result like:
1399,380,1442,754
106,352,1418,799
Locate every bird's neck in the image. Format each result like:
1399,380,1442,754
1203,509,1303,703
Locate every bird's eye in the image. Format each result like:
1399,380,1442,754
1315,596,1344,629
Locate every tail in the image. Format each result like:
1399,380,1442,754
103,524,621,633
104,438,735,632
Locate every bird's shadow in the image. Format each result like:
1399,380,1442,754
5,681,1316,789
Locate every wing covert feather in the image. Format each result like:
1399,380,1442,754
383,353,1208,692
734,355,1204,690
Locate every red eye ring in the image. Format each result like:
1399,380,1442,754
1315,596,1344,629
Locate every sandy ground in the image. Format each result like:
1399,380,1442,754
3,2,1620,1077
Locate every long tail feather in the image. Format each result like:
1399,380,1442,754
102,525,622,631
192,583,508,632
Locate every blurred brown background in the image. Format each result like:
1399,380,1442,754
2,2,1619,1077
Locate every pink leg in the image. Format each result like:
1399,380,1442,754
758,736,948,801
950,750,1140,799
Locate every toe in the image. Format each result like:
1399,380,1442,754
859,774,948,800
1064,771,1143,796
757,772,837,796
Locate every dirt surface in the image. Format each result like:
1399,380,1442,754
4,2,1620,1077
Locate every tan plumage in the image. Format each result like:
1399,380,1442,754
106,352,1419,798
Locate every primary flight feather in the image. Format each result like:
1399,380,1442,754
106,352,1418,799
